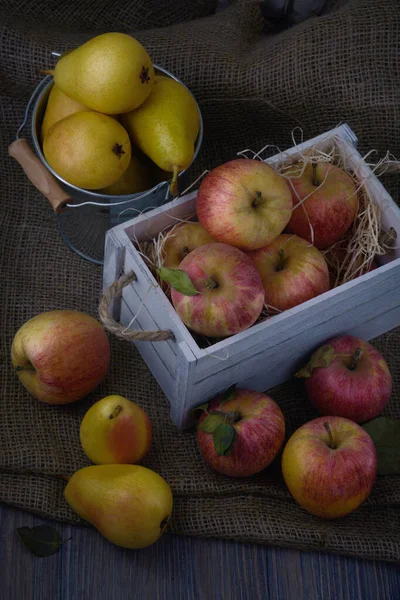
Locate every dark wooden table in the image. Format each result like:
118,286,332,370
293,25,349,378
1,503,398,600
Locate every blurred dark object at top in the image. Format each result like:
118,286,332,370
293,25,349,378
260,0,334,30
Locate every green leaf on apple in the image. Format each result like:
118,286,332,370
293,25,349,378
213,423,236,456
158,267,200,296
198,412,225,433
295,344,336,378
191,402,210,418
362,417,400,476
17,525,71,557
219,383,238,405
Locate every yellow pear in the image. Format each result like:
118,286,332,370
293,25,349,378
64,464,173,549
101,152,154,195
48,33,154,114
121,76,200,195
43,111,131,189
40,85,92,142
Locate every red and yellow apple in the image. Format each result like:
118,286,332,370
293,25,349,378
284,162,358,249
170,243,264,337
282,416,377,519
197,388,286,477
301,335,392,423
248,234,329,312
11,310,110,404
162,221,215,269
196,158,292,251
80,394,152,464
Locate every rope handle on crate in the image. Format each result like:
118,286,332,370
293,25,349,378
99,271,175,342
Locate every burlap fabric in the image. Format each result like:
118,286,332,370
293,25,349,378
1,0,399,562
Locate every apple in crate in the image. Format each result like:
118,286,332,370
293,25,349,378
167,243,264,337
282,416,377,519
162,222,215,269
284,162,358,249
196,388,285,477
248,234,329,312
296,335,392,423
11,310,110,404
80,394,152,464
196,158,292,251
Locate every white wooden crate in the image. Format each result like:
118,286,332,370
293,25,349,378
102,124,400,429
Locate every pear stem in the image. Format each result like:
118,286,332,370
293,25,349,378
312,162,320,186
40,69,55,77
109,405,123,419
323,422,335,449
349,348,362,371
15,364,36,372
170,165,180,197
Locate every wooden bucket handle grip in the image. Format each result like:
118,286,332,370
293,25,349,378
8,138,71,214
99,271,175,342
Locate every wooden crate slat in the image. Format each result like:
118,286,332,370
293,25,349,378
120,300,176,406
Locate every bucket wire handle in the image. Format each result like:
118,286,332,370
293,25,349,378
8,73,71,214
99,271,175,342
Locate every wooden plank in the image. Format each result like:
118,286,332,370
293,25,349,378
193,261,400,381
121,284,178,377
189,297,400,408
173,341,198,429
119,300,176,404
102,229,126,320
2,503,400,600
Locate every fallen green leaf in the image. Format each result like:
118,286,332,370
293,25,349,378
213,423,236,456
198,412,225,433
17,525,70,557
158,267,200,296
295,344,336,378
362,417,400,476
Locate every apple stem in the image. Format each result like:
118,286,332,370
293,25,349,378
323,422,335,449
349,348,362,370
205,278,218,290
252,191,263,208
312,162,320,186
276,248,285,272
181,246,190,258
109,405,123,419
225,411,241,424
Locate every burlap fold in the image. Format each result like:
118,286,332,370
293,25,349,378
0,0,399,562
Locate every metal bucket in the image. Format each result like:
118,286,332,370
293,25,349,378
14,65,203,265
